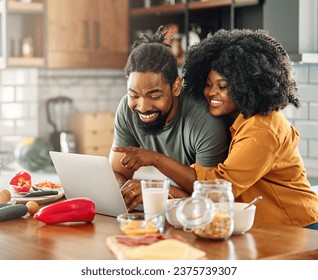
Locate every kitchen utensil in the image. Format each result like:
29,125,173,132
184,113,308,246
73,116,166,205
9,188,65,205
17,190,59,197
46,96,76,153
243,196,263,210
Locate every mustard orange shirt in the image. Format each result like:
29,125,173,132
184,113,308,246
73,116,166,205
192,111,318,227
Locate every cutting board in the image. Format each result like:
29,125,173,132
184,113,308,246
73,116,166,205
106,235,206,260
9,188,65,205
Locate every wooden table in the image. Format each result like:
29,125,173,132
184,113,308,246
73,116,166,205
1,213,318,260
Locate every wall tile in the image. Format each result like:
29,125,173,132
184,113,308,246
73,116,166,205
57,85,85,99
295,120,318,139
97,99,121,112
0,120,15,135
38,86,60,100
297,84,318,101
15,86,38,102
16,119,38,136
0,86,15,102
309,103,318,120
28,69,39,85
73,100,98,113
309,140,318,158
1,69,27,85
283,103,308,120
0,69,127,156
309,64,318,83
0,135,25,152
0,103,26,119
298,139,308,157
83,85,100,99
292,63,309,83
108,84,127,100
28,103,39,119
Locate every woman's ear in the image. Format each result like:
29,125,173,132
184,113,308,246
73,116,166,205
172,77,183,97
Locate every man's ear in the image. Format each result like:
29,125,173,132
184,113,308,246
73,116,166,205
172,77,183,97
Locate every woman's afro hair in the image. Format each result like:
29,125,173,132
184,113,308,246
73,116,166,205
182,29,300,118
125,25,178,87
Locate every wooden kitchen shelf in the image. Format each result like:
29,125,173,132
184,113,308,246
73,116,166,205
188,0,231,10
130,0,260,15
7,1,44,14
130,3,186,16
130,0,236,15
189,0,259,9
7,56,45,67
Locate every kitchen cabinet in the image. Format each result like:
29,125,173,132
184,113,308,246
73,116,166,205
129,0,260,52
129,0,318,64
70,112,115,157
235,0,318,62
46,0,129,68
0,0,45,68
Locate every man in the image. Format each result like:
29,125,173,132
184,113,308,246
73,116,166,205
109,26,229,211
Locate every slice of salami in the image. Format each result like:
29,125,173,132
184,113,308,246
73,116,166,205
116,234,186,246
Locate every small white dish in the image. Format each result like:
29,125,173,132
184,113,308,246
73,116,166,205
233,202,256,234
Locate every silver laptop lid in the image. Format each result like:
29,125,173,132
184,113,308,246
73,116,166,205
49,151,128,217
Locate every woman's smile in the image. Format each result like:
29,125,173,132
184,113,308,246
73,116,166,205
209,98,223,107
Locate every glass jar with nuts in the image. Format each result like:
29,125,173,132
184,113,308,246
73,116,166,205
177,179,234,240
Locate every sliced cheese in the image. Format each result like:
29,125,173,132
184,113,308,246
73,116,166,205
124,239,205,260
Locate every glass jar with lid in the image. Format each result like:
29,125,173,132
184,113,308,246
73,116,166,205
177,179,234,240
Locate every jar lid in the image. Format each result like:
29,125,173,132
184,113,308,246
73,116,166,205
176,197,215,230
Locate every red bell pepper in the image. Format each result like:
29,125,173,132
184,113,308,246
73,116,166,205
34,197,96,224
10,171,32,193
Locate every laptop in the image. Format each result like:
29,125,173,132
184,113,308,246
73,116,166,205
49,151,128,217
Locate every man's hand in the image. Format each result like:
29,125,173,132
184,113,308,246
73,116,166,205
113,146,156,171
120,179,142,211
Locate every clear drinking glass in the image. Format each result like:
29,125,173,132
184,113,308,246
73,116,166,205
141,179,170,232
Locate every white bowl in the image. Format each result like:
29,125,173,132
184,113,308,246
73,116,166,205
165,199,183,228
233,202,256,234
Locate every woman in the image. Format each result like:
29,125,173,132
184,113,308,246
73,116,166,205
114,29,318,229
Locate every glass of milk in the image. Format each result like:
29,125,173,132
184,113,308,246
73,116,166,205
141,179,170,232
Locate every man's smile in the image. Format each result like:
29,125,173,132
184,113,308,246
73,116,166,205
139,112,159,122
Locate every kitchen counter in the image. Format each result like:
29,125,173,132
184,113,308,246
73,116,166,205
0,211,318,260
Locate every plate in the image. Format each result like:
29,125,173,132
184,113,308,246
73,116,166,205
8,187,65,205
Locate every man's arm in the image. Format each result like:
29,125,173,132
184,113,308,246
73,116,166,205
113,146,198,193
109,147,134,187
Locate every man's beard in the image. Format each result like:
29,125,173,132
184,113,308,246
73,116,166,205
133,103,173,136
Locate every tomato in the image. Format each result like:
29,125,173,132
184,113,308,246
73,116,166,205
10,171,32,193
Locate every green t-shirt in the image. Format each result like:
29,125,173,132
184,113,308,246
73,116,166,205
114,94,228,167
